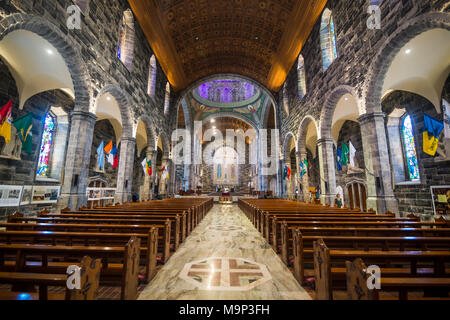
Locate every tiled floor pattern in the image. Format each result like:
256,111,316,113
138,204,311,300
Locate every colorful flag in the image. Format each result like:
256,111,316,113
0,100,12,125
287,167,291,180
104,140,113,154
423,114,444,156
341,141,349,166
162,166,169,180
349,140,357,167
0,113,12,144
12,113,33,154
336,147,342,171
113,154,119,169
107,152,114,165
141,158,147,174
97,141,104,170
283,166,287,180
110,145,117,156
146,159,152,176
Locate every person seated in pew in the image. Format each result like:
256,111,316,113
334,193,343,208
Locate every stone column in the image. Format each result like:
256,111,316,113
58,110,97,211
358,112,399,215
115,137,136,204
317,138,337,205
142,148,155,201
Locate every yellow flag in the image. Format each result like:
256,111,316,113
0,115,12,144
423,131,439,156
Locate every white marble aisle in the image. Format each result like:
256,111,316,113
138,204,311,300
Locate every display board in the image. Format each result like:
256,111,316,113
0,185,23,207
430,186,450,216
31,185,61,204
87,188,116,201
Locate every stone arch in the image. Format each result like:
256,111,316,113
319,85,361,140
282,132,296,161
364,12,450,114
173,73,278,123
94,84,133,139
178,98,192,130
0,13,92,112
135,115,156,153
157,132,171,154
297,115,319,154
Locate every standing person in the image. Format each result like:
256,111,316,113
334,193,343,208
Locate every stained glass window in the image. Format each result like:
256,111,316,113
320,9,338,71
117,20,125,60
36,113,55,177
402,115,420,181
297,55,307,99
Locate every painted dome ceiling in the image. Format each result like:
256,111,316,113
192,79,261,108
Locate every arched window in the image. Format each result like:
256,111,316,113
148,55,157,97
117,9,135,70
401,115,420,181
73,0,89,13
36,113,56,177
282,83,289,116
297,55,307,99
164,82,170,116
320,9,338,71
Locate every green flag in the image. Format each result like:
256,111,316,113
341,141,349,166
13,113,33,155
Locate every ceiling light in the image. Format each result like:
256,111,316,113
405,49,411,54
344,97,349,101
106,96,111,101
211,119,215,123
46,49,54,55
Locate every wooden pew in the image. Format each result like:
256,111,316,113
346,258,450,300
7,214,172,263
291,230,450,284
314,239,450,300
0,256,101,300
0,236,141,300
0,228,158,283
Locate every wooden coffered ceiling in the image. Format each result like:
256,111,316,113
128,0,328,93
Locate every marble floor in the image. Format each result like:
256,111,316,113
138,204,311,300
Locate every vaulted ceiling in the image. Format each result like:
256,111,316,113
128,0,328,93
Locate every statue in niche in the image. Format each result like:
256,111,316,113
0,126,22,159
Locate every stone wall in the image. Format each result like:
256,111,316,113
280,0,449,215
0,0,174,216
382,87,450,217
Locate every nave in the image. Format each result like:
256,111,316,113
138,204,311,300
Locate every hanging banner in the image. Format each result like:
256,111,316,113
0,185,23,207
31,185,60,204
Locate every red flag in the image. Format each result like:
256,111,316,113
287,167,291,180
0,100,12,125
113,154,119,169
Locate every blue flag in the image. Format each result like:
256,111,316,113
110,145,117,156
97,141,104,170
336,147,342,171
423,114,444,156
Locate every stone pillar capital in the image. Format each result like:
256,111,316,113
121,137,136,144
357,112,386,125
70,110,97,123
316,137,334,146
